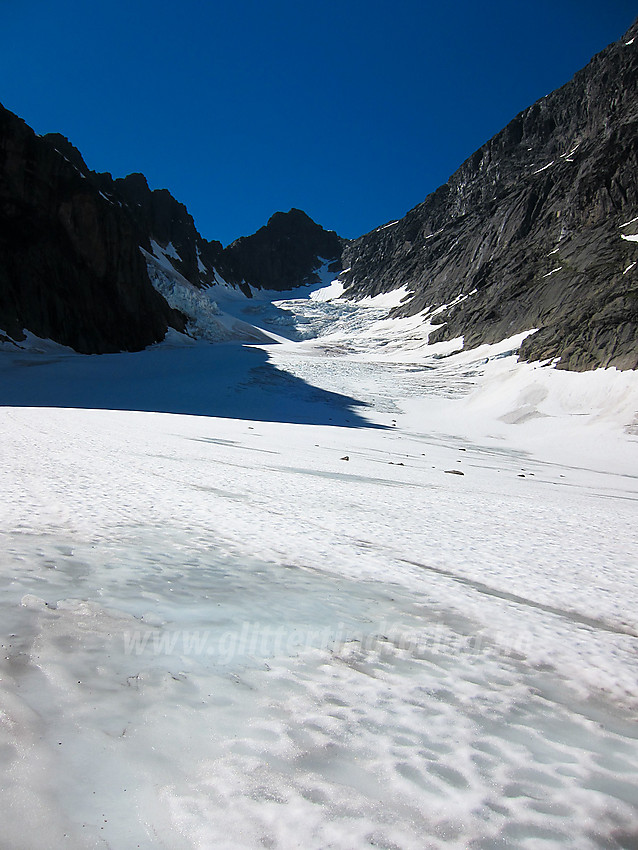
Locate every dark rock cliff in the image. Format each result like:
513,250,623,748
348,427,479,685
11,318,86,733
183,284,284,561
217,209,345,294
0,112,350,353
95,172,224,288
37,138,345,296
0,110,185,353
41,138,225,289
1,112,345,352
340,20,638,370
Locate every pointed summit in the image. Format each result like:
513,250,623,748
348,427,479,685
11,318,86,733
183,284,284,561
218,208,345,292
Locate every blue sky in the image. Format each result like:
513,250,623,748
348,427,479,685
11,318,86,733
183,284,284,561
1,1,636,245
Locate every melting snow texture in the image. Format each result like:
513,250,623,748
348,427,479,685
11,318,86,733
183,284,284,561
1,282,638,849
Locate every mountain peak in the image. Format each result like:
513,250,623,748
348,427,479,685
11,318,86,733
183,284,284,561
267,208,312,226
43,133,91,176
340,21,638,371
219,209,345,292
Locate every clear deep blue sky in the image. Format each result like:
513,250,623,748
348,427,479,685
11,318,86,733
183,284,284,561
1,1,636,245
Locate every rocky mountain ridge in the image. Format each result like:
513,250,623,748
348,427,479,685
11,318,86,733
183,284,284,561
340,18,638,370
218,209,344,296
1,19,637,367
0,110,185,353
37,134,346,298
0,115,343,352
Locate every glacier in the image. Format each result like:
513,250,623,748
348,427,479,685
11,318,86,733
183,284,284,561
1,283,638,849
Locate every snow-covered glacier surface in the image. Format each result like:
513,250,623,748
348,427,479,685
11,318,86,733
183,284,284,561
1,287,638,849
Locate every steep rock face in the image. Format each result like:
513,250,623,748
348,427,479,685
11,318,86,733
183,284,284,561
0,109,185,353
217,209,345,294
97,172,224,287
3,115,346,353
42,137,225,289
341,20,638,370
43,142,345,299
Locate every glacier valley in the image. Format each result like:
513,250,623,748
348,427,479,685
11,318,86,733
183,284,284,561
1,282,638,849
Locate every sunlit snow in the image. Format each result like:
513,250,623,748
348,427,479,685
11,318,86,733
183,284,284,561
196,245,207,275
532,161,555,175
143,249,274,345
1,282,638,849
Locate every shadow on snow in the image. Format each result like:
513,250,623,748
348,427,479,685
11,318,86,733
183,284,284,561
0,341,383,429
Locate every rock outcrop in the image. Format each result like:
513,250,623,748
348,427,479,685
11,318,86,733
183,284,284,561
1,112,345,352
340,19,638,370
0,110,186,353
3,18,636,367
217,209,344,294
30,136,346,299
96,171,224,288
42,135,226,290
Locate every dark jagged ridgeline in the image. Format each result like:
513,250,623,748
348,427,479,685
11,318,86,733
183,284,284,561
340,19,638,370
217,209,344,295
0,108,186,353
41,136,226,289
0,113,344,352
2,20,636,365
98,172,225,288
